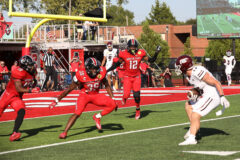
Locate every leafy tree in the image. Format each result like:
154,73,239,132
205,39,240,65
181,37,194,57
184,18,197,25
138,21,170,66
105,5,134,26
116,0,129,6
146,0,176,25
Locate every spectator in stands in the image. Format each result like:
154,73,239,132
163,67,173,87
83,21,90,41
0,61,9,90
90,21,98,40
147,64,157,87
11,60,18,71
70,56,81,77
75,14,83,41
140,60,149,88
41,47,58,91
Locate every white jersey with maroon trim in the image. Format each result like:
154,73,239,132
223,56,236,74
187,65,221,117
187,66,218,96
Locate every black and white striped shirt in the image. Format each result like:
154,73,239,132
43,53,56,67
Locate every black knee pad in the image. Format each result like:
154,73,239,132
133,91,140,103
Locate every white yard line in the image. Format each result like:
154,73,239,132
0,114,240,156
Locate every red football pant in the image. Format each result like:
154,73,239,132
123,75,141,100
75,92,116,116
0,91,25,117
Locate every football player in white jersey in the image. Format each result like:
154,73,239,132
101,42,118,90
175,55,230,146
223,50,236,86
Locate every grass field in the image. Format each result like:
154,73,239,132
0,94,240,160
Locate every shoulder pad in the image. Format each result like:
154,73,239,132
11,67,26,79
192,66,207,80
75,68,87,82
137,49,146,56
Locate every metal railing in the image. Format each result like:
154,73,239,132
0,22,135,45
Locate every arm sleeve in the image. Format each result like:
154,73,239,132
107,61,121,72
148,50,159,63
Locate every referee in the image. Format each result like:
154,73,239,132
41,47,58,91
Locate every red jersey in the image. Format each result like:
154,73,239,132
74,66,106,94
6,66,34,96
70,61,80,72
119,49,146,77
140,61,149,74
11,65,18,72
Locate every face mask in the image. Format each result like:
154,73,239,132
130,50,136,54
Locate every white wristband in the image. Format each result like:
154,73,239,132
55,99,59,103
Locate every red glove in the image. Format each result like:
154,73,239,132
49,101,57,109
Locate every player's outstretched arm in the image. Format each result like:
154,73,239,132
49,81,80,109
14,79,35,93
202,72,230,108
148,45,161,63
106,58,123,72
101,56,106,66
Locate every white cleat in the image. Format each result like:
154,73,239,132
179,138,197,146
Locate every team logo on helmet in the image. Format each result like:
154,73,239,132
97,74,102,79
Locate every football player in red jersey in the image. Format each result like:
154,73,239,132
49,57,117,139
0,55,40,141
107,39,161,120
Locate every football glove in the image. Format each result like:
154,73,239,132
49,99,58,109
156,45,161,53
220,96,230,108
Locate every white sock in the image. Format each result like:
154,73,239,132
188,134,196,140
96,113,102,118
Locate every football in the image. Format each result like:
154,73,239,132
187,88,202,102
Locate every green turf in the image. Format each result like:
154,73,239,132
0,94,240,160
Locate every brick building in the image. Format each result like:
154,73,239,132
125,24,209,58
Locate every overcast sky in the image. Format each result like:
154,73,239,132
3,0,196,23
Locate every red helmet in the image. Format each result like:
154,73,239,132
175,55,193,75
